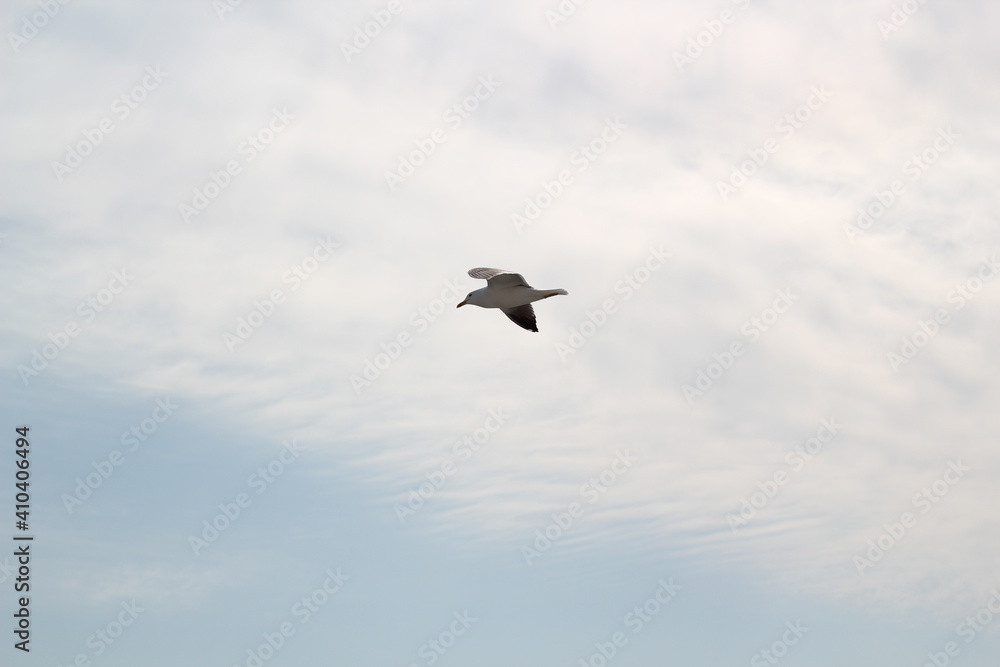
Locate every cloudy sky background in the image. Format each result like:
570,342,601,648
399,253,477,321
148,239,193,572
2,0,1000,665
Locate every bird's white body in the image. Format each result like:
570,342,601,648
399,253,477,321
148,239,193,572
457,267,567,332
462,285,564,310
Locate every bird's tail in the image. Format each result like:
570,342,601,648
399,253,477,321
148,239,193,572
547,289,568,297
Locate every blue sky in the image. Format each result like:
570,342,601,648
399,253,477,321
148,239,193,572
2,0,1000,665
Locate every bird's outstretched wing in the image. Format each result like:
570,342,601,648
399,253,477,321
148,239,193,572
468,267,509,280
468,267,531,288
502,304,538,332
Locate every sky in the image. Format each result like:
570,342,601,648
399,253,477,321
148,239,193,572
2,0,1000,665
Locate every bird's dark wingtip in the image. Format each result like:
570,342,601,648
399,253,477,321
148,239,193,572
502,304,538,332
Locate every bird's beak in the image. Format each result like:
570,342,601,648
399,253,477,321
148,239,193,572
456,300,467,308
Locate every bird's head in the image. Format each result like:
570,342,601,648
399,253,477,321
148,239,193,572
456,289,481,308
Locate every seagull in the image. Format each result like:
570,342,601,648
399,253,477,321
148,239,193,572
456,267,568,332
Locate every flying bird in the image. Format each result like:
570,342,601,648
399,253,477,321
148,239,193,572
456,267,568,332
